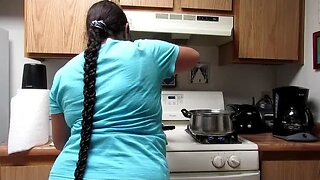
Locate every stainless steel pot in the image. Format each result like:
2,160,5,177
181,109,234,135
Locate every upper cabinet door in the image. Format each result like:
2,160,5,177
25,0,99,57
180,0,232,11
238,0,301,61
119,0,174,8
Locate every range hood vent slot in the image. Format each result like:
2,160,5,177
155,13,169,19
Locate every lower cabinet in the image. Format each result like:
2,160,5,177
0,165,52,180
261,160,320,180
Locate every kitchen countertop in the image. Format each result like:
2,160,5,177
0,143,59,157
241,133,320,152
0,123,320,159
241,124,320,160
0,143,59,166
1,133,320,157
242,123,320,152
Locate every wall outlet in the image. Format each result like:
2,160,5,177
190,63,209,84
162,75,176,87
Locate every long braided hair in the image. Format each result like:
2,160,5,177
74,1,127,179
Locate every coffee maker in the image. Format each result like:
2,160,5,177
272,86,317,141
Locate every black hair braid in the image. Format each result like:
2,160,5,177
74,27,102,180
72,1,128,179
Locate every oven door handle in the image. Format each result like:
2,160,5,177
170,171,260,180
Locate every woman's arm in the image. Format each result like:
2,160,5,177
174,46,200,74
51,113,70,150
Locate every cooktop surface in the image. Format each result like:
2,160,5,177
165,124,258,152
185,125,240,144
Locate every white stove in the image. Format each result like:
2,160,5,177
162,91,260,180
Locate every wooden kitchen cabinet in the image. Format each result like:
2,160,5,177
119,0,232,12
119,0,174,8
0,165,52,180
238,0,302,61
0,145,58,180
261,160,320,180
180,0,232,11
24,0,99,58
220,0,305,64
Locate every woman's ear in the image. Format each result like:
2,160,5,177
125,23,131,41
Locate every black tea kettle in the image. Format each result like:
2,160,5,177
226,104,266,134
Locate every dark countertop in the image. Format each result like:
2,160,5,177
241,133,320,152
241,124,320,160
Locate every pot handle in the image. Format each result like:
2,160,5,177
181,109,192,118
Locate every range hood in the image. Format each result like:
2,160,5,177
124,10,234,45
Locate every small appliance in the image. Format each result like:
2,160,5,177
226,104,267,134
22,63,47,89
272,86,317,142
255,95,274,131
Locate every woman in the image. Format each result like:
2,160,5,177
49,1,199,179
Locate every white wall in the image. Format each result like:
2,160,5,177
276,0,320,122
0,28,9,144
1,0,276,109
170,41,277,105
0,0,68,97
0,0,39,97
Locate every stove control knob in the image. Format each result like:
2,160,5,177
228,155,241,168
212,156,225,168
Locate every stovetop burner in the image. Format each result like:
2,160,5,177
185,125,240,144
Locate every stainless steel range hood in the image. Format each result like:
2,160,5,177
124,10,234,45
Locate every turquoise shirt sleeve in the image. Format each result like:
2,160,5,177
49,70,63,114
135,39,179,80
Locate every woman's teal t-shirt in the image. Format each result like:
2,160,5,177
49,39,179,180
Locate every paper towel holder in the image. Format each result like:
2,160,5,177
22,63,47,89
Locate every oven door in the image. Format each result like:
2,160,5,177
170,171,260,180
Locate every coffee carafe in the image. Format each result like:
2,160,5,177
272,86,317,142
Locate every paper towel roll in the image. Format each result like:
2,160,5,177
8,89,50,154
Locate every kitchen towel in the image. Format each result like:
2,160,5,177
8,89,50,154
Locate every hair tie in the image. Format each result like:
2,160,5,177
90,20,107,31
